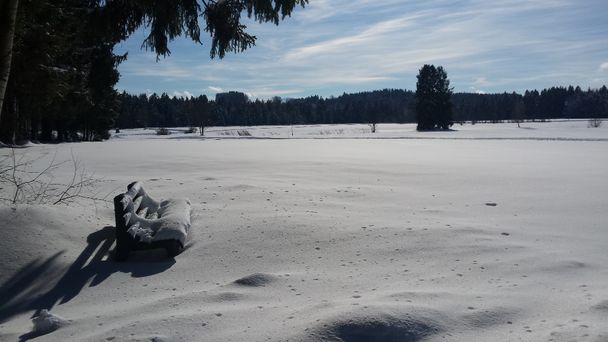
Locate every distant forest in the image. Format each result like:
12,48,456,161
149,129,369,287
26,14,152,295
116,85,608,130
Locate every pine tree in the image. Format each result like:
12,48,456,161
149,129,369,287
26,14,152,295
0,0,128,143
415,64,453,131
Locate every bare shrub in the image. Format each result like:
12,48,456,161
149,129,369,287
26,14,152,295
156,127,171,135
588,118,602,128
0,148,110,205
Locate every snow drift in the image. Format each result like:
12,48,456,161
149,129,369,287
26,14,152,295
1,122,607,341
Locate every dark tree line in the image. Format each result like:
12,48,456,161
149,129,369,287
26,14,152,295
115,85,608,129
0,0,307,144
116,89,416,129
117,93,211,131
523,86,608,121
452,86,608,124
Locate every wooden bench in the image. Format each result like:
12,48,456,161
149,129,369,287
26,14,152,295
113,181,191,261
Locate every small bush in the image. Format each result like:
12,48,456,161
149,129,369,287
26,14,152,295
95,130,111,141
185,127,198,134
156,128,171,135
588,118,602,128
0,148,108,205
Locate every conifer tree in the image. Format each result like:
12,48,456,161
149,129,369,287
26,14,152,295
415,64,453,131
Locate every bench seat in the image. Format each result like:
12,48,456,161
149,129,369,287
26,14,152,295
114,181,191,260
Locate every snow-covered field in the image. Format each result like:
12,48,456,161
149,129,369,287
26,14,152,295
113,120,608,141
1,121,607,341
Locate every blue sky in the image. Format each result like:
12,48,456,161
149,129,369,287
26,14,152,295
114,0,608,100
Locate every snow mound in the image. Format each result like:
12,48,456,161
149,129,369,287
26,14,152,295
311,310,442,342
232,273,277,287
32,309,70,335
208,291,248,302
127,335,170,342
461,306,518,329
591,300,608,313
105,334,169,342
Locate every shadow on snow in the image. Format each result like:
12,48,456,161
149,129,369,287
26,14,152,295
0,226,175,327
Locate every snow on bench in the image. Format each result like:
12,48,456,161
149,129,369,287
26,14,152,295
113,181,191,261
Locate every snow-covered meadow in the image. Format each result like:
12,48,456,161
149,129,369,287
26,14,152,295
113,120,608,141
1,121,607,341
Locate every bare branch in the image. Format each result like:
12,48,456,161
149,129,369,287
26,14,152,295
0,147,109,206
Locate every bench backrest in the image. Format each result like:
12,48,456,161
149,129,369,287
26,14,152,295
113,181,161,242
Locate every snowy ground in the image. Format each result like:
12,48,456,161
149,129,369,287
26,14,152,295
112,120,608,141
1,121,607,341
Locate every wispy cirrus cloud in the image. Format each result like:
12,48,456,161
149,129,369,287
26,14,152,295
207,86,224,93
115,0,608,99
245,87,303,98
282,13,425,62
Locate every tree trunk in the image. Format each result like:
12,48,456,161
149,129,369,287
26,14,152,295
0,0,19,125
41,116,52,142
0,80,16,143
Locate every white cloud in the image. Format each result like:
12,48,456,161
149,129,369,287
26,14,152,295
469,86,486,94
473,77,490,87
208,86,224,93
600,62,608,72
282,14,423,62
127,65,192,78
172,90,193,98
245,88,303,98
121,62,223,82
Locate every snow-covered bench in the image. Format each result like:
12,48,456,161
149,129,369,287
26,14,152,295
113,181,191,261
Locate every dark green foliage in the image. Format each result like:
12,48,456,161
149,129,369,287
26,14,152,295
205,1,255,59
98,0,202,57
216,91,249,107
99,0,307,58
0,0,124,143
452,92,523,124
87,44,126,140
116,89,416,128
205,0,307,58
192,95,209,135
415,64,453,131
524,86,608,121
116,85,608,129
563,87,608,120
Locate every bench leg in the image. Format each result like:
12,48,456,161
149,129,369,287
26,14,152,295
115,240,130,261
114,194,132,261
165,240,183,257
